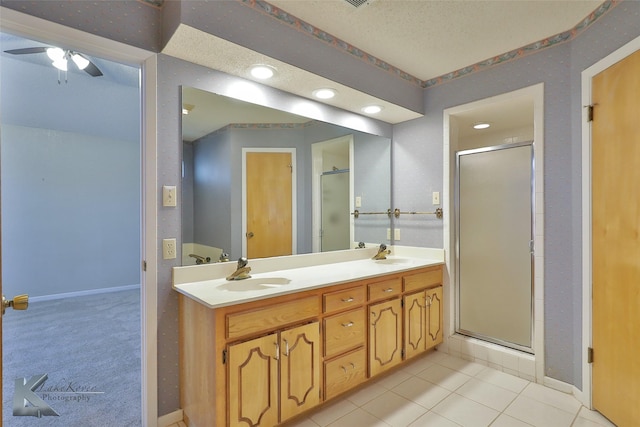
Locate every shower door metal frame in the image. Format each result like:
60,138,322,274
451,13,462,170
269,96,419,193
454,140,535,354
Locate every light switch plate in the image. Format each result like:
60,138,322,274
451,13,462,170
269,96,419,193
432,191,440,205
355,196,362,208
163,185,177,207
387,228,391,240
394,228,401,240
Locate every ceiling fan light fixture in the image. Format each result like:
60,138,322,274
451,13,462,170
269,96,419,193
46,47,65,61
250,64,276,80
71,53,90,70
52,58,68,71
312,88,336,99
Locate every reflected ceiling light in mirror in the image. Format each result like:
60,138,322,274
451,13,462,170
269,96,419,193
361,105,383,115
71,53,90,70
312,88,336,100
291,101,323,120
227,81,268,105
182,103,195,115
249,64,276,80
473,122,491,130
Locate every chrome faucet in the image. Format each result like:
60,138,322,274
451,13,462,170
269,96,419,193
226,257,252,281
219,251,230,262
189,254,211,265
372,243,391,260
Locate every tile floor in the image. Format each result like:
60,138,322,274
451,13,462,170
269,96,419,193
169,350,616,427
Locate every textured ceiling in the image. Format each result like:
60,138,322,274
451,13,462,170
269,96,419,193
162,0,609,125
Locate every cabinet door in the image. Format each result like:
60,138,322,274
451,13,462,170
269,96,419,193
404,291,427,359
228,334,279,427
280,322,320,423
426,286,443,349
369,298,402,376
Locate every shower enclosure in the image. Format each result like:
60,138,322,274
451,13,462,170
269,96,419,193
455,141,534,352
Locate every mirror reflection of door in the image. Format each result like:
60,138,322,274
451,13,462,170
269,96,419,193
245,151,294,259
321,169,350,252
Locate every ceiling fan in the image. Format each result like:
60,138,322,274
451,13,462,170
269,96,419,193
4,46,103,82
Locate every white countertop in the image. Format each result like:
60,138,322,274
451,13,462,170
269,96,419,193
173,246,444,309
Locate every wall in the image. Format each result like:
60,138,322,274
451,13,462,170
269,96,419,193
391,1,640,388
1,125,140,297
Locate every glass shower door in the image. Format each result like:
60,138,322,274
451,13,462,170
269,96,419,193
321,170,350,252
456,142,534,352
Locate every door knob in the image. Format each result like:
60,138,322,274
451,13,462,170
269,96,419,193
2,294,29,316
246,231,255,238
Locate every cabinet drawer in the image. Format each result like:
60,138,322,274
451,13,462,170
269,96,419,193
324,348,366,400
403,267,442,293
368,278,401,301
226,296,319,339
323,286,365,313
324,308,365,357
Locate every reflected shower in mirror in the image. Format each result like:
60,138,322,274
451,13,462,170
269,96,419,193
181,87,391,265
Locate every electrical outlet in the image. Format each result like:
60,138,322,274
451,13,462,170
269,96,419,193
394,228,401,240
432,191,440,205
163,185,177,207
163,238,177,259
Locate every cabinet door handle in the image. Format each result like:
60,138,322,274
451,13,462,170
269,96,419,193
383,288,394,293
274,342,280,360
283,339,289,356
341,322,354,328
341,297,354,303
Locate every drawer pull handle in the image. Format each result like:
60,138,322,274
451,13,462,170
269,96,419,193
341,366,347,373
350,362,356,369
341,322,354,328
341,297,354,303
383,288,394,293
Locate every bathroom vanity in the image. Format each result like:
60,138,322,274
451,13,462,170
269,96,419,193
174,248,443,427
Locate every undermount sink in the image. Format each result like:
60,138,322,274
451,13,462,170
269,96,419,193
374,257,413,265
218,277,291,292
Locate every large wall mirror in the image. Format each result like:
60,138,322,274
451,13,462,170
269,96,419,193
181,87,391,265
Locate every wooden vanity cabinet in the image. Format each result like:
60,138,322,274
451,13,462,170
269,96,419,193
227,322,320,426
179,264,444,426
403,267,444,360
369,298,403,376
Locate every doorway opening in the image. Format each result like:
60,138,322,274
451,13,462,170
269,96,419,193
311,135,354,253
443,84,544,380
1,31,142,425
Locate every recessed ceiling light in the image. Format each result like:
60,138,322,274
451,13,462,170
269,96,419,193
362,105,383,114
312,88,336,99
473,122,491,130
250,64,276,80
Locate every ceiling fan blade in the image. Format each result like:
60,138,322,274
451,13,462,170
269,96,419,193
83,60,103,77
4,47,48,55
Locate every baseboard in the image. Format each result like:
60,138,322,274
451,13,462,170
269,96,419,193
158,409,183,427
29,284,140,303
543,376,574,394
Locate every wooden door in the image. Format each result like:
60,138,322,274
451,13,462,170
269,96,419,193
426,287,443,349
369,299,402,376
404,291,426,359
280,323,320,423
592,48,640,426
246,152,293,259
228,334,279,427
